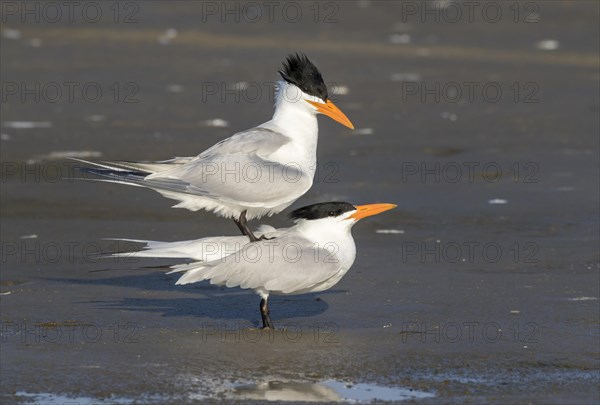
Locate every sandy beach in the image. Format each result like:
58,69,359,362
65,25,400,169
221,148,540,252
1,1,599,403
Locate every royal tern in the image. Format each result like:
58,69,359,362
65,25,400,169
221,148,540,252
78,54,354,241
117,202,396,328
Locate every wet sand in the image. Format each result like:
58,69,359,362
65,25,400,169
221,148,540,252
1,1,599,403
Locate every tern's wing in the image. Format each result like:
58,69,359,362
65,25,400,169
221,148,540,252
197,127,290,159
75,127,287,175
74,127,286,175
75,127,308,209
108,235,250,261
107,226,284,261
144,127,310,206
170,235,343,294
72,156,194,176
148,154,311,206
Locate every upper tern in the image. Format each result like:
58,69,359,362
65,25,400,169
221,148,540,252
78,54,354,241
116,202,396,328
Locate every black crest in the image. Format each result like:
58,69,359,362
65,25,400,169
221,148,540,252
279,53,329,100
290,202,356,221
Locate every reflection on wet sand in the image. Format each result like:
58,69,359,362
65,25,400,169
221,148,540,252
233,381,341,402
231,380,435,402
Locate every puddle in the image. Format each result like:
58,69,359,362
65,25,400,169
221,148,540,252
231,380,435,403
15,382,434,404
14,392,133,404
13,392,164,404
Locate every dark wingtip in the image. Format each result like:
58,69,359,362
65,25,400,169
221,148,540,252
76,167,148,178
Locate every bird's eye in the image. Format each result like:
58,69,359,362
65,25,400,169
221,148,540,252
328,211,336,217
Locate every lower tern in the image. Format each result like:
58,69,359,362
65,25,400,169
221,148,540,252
78,54,354,241
117,202,396,328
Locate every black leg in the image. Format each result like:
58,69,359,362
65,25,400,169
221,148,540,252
260,297,274,329
233,210,271,242
233,210,258,241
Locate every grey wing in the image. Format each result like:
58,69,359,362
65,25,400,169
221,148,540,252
110,235,250,261
174,236,343,293
146,128,311,206
198,127,290,159
110,226,287,261
75,127,286,177
74,156,194,175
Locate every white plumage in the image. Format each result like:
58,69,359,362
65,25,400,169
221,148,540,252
114,202,396,328
77,54,354,241
112,225,281,262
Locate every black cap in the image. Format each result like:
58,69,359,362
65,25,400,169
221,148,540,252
290,202,356,221
279,53,329,101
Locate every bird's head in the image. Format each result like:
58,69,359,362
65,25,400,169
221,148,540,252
290,201,397,229
278,53,354,129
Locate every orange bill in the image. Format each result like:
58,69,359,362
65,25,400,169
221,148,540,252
306,99,354,129
348,203,397,221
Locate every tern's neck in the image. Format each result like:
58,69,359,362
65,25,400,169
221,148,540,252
261,82,319,172
295,219,357,265
270,82,318,140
